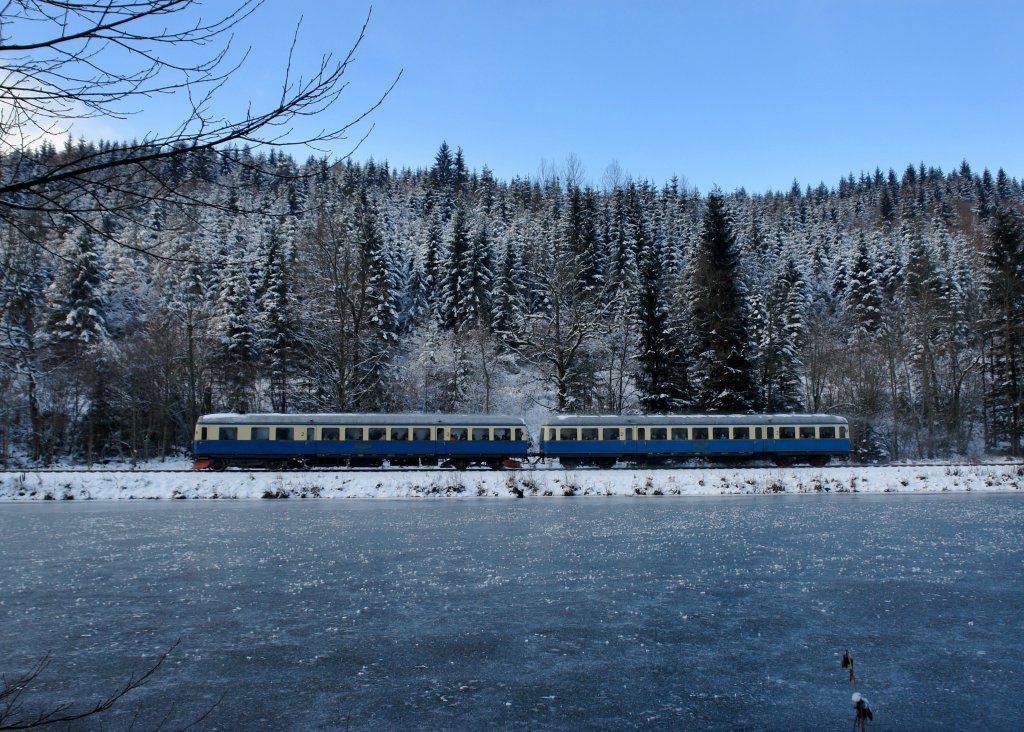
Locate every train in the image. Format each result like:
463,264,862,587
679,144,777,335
192,412,850,470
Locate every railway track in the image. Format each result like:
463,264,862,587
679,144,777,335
1,461,1021,474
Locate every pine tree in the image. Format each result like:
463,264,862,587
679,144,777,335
845,234,882,334
635,239,688,412
982,208,1024,454
688,193,756,412
47,227,109,357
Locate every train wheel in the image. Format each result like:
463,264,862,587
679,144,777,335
560,458,581,470
210,459,227,472
772,456,794,468
451,459,470,471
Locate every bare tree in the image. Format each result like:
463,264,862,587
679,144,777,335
0,639,221,730
0,1,399,251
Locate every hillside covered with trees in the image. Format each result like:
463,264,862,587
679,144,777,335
2,139,1023,464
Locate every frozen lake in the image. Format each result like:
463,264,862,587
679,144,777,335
1,495,1022,730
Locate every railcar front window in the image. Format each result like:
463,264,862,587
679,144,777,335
368,428,387,441
779,427,796,439
800,426,816,439
251,427,270,441
713,427,729,440
275,427,293,441
581,428,599,441
559,428,578,441
391,428,409,441
472,428,490,441
671,427,688,440
650,428,667,440
819,426,835,439
603,428,621,440
733,427,749,440
219,427,237,441
413,427,432,441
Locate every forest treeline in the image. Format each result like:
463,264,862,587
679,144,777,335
2,139,1024,464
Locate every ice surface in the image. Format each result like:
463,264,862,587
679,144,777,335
0,495,1021,729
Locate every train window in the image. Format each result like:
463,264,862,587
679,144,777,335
650,428,667,440
671,427,688,440
733,427,749,440
547,428,557,441
581,428,599,441
368,427,387,440
321,428,340,441
603,428,621,440
754,427,762,439
559,428,578,441
713,427,729,440
413,427,432,441
219,427,237,441
201,427,208,440
840,427,847,439
252,427,270,440
692,427,708,440
494,427,511,441
391,427,409,441
516,428,525,441
779,427,796,439
436,428,445,440
819,426,835,439
345,427,364,441
766,427,775,439
472,428,490,441
275,427,293,441
637,428,646,440
799,426,816,439
450,427,468,441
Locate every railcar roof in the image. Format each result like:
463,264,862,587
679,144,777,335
542,414,848,427
198,413,527,426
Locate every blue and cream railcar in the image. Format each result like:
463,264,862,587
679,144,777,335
193,413,529,470
539,414,850,468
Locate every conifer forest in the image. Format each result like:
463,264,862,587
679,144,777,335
2,139,1024,465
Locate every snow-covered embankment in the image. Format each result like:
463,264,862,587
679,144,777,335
0,464,1022,500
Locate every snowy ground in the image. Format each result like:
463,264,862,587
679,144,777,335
1,463,1021,500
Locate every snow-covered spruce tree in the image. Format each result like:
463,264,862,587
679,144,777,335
753,255,806,413
255,220,298,413
634,217,689,412
47,227,110,357
981,207,1024,455
210,255,256,414
687,193,756,412
0,231,51,462
491,236,527,350
439,205,473,332
45,225,119,462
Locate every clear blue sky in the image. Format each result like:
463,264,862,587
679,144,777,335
80,0,1024,193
